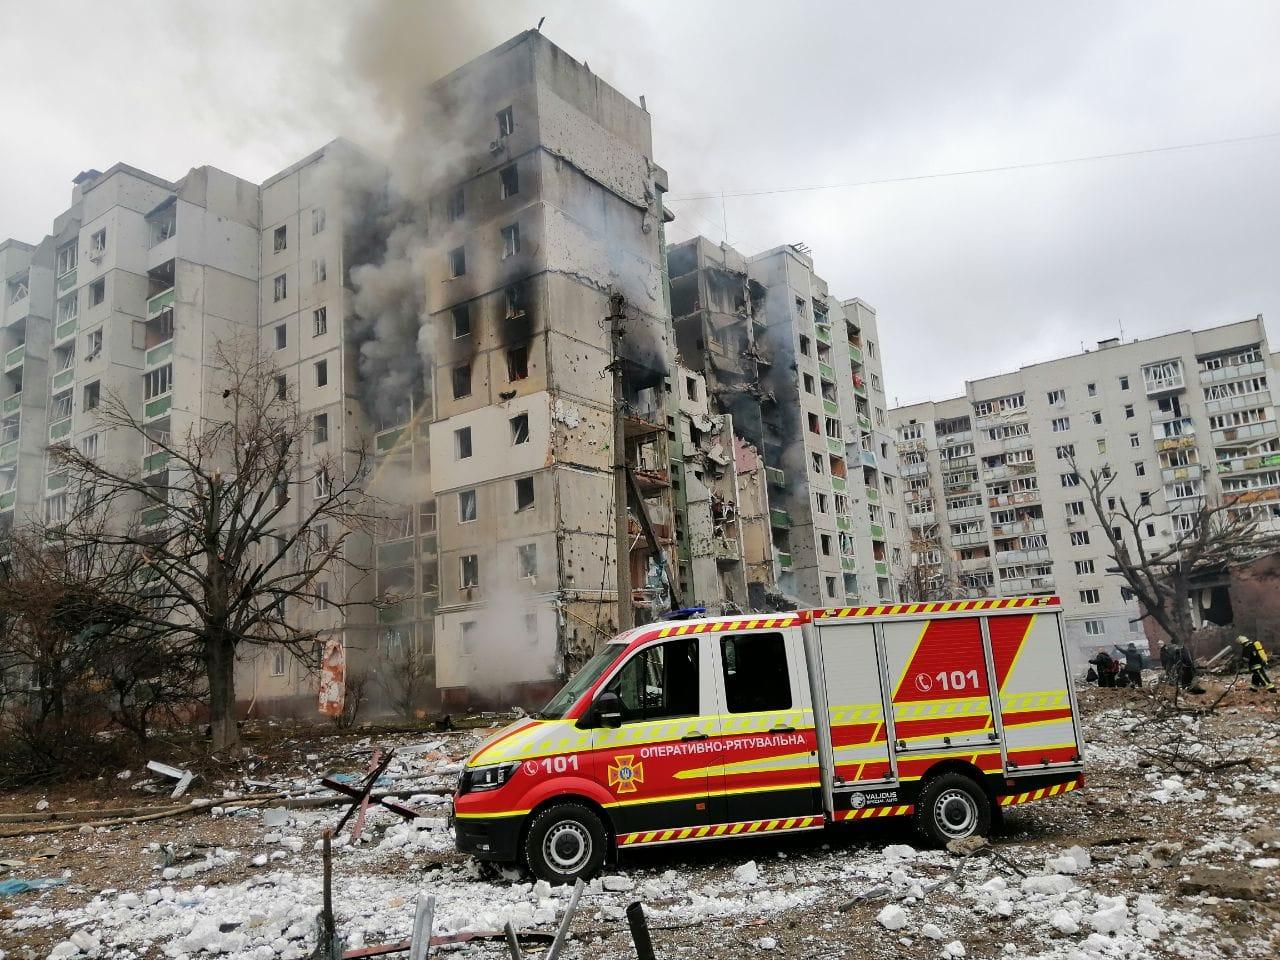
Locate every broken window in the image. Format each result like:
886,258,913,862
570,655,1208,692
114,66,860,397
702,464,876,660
89,229,107,259
315,359,328,388
89,278,105,307
496,106,514,137
811,452,823,474
56,243,77,276
803,373,815,395
506,344,529,381
452,363,471,399
505,285,525,318
515,476,534,511
458,489,477,522
808,412,820,434
449,246,466,278
455,427,472,459
83,381,100,411
313,258,327,284
510,413,529,445
312,207,326,234
460,554,479,589
816,493,829,513
799,335,811,357
84,329,102,361
275,324,287,350
275,375,288,400
273,274,287,302
685,377,697,401
314,413,328,444
820,534,832,556
452,305,470,338
448,188,465,222
501,223,520,259
500,164,519,198
273,225,287,253
314,470,333,499
313,306,327,337
516,543,537,579
57,293,78,323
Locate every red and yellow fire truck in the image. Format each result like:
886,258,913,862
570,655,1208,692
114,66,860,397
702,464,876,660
453,596,1084,882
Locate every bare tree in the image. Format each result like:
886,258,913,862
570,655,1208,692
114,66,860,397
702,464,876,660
376,646,435,720
896,532,965,602
1072,457,1280,647
50,341,375,752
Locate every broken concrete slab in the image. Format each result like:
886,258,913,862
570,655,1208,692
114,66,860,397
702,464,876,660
1178,866,1271,902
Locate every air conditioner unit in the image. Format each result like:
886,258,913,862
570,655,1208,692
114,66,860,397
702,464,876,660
489,138,507,155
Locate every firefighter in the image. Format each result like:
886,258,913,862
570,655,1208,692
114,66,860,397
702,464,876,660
1089,649,1118,687
1239,635,1274,692
1114,642,1143,688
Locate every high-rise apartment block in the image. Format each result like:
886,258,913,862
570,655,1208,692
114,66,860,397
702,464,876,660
888,317,1280,659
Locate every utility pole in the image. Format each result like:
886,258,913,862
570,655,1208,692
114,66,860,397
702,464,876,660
609,292,633,632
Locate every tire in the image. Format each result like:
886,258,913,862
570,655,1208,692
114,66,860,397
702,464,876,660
524,803,608,884
913,773,992,848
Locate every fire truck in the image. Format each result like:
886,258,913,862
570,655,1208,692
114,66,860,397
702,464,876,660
453,596,1084,882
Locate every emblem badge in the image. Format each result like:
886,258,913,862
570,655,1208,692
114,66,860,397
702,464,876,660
849,791,867,809
607,754,645,794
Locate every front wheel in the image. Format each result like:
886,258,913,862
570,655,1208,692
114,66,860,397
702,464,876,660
914,773,992,847
524,803,608,883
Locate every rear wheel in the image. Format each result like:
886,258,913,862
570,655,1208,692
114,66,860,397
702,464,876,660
914,773,992,847
524,803,608,883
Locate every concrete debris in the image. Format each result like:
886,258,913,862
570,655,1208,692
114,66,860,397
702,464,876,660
1178,865,1271,902
145,760,196,799
876,904,908,930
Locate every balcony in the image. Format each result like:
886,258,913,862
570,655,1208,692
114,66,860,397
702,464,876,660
48,418,71,442
831,475,847,493
908,511,936,527
939,430,974,446
848,343,863,363
713,537,741,564
837,515,853,532
1000,434,1033,453
55,316,77,343
1213,421,1277,447
52,367,74,392
1155,435,1196,452
826,436,843,455
941,454,974,470
376,425,406,454
1144,367,1185,396
1200,359,1265,385
55,267,77,294
46,471,67,492
869,522,885,540
145,340,174,368
815,324,832,346
1150,407,1184,424
874,560,889,577
770,508,791,528
948,505,985,521
141,504,169,526
1161,464,1203,484
1205,391,1270,416
992,518,1046,538
1217,451,1280,475
960,556,991,572
0,439,16,466
860,449,877,468
950,531,987,547
866,487,880,503
1028,575,1056,592
841,556,856,572
2,392,20,416
3,344,24,372
147,287,176,318
766,466,786,487
376,537,416,568
144,393,173,420
996,547,1051,565
818,362,835,382
987,490,1041,508
901,460,929,478
856,413,871,432
853,376,867,396
777,551,793,570
0,488,14,511
1226,486,1280,508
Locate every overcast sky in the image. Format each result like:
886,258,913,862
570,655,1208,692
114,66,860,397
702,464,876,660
3,1,1277,404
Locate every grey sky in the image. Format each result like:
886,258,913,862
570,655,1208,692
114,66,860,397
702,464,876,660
3,1,1277,405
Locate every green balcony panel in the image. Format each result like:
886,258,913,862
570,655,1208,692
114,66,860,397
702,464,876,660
52,368,74,391
0,440,16,466
141,504,168,526
55,318,78,342
842,556,856,571
831,476,847,492
857,414,871,431
822,399,839,416
56,268,77,293
826,436,843,454
770,508,791,528
146,341,174,367
147,288,176,317
837,516,852,532
420,532,438,555
819,362,835,381
867,487,880,503
378,599,415,624
145,394,173,419
376,427,405,453
142,450,171,474
377,538,415,567
778,552,793,570
46,472,67,492
875,561,889,577
0,489,14,511
848,344,863,363
766,466,786,487
2,393,20,415
815,325,832,345
4,345,24,369
870,523,885,539
49,419,71,441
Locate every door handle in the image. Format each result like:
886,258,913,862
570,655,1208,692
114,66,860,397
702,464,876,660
771,725,796,733
682,731,708,741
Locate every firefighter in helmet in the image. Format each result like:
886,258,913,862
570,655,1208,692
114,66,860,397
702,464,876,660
1239,635,1274,692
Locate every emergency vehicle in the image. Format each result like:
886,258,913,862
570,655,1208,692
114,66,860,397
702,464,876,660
453,596,1084,883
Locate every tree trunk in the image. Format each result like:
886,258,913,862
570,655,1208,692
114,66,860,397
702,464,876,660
206,630,239,752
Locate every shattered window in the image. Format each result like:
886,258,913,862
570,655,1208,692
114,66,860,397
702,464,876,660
516,543,537,579
501,223,520,259
496,106,514,137
458,489,476,523
315,359,328,387
313,413,328,444
455,427,472,459
515,476,534,511
449,246,466,278
275,375,287,400
313,307,328,337
460,554,479,589
312,207,326,234
500,164,519,199
452,305,470,338
452,363,471,399
273,225,287,253
506,344,529,381
510,413,529,445
273,274,287,302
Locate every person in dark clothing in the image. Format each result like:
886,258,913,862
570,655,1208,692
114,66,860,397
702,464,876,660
1114,643,1143,688
1159,643,1175,682
1174,643,1196,690
1239,635,1274,692
1089,650,1118,687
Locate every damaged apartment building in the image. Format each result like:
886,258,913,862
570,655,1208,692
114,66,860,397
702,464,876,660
669,236,907,609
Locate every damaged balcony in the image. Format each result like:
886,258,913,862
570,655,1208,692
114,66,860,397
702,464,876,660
147,259,176,318
631,467,671,495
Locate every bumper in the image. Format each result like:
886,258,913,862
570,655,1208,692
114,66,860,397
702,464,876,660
453,813,523,863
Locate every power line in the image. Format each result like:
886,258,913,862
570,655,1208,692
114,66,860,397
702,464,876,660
666,130,1280,203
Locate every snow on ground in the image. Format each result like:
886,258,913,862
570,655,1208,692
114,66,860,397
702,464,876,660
3,691,1279,959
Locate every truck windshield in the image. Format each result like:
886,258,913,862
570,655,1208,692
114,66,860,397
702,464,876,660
537,645,623,719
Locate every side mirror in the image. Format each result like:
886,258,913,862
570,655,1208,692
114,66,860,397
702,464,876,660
591,691,624,729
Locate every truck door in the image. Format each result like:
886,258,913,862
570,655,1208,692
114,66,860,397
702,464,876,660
590,634,719,839
881,615,999,765
987,611,1084,771
711,627,821,825
813,621,894,789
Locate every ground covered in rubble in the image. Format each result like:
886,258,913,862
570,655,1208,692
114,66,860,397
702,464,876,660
1,688,1278,960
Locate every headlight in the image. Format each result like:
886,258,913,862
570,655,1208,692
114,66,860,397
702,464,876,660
459,762,520,794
